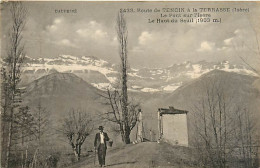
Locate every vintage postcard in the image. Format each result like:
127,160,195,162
1,1,260,168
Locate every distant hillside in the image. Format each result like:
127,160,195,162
23,72,105,120
21,72,170,145
141,70,260,139
165,69,259,108
21,70,260,145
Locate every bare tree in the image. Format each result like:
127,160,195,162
235,107,258,168
62,108,93,161
192,77,259,168
29,102,50,168
192,78,233,168
231,16,260,76
236,16,260,167
1,2,27,168
35,102,49,143
13,106,36,168
101,89,141,143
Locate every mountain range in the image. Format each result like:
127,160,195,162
21,69,260,141
20,55,258,93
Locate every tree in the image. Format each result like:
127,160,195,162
231,17,260,166
1,67,12,167
235,108,258,168
235,15,260,167
35,102,49,143
192,78,232,168
62,108,93,161
231,15,260,77
117,11,130,144
29,102,50,168
192,77,258,168
101,89,141,143
100,12,140,144
1,2,27,168
12,106,36,168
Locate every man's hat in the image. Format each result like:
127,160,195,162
98,126,104,130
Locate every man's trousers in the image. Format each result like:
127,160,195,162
98,144,106,165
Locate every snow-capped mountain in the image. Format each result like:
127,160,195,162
20,55,258,92
23,55,117,82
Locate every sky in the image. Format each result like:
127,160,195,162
1,1,260,69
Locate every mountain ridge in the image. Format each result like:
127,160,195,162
18,55,259,92
21,70,260,146
140,69,259,137
22,72,106,121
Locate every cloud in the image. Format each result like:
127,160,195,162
76,20,109,41
220,36,235,51
89,20,98,27
130,28,201,66
131,31,169,54
138,31,153,45
219,29,250,51
76,28,108,40
94,29,108,39
224,38,233,45
197,41,215,52
59,39,77,48
33,9,257,68
131,46,144,53
217,46,228,51
46,17,64,32
76,29,91,37
54,18,62,24
43,18,114,50
44,17,81,48
222,29,244,47
234,29,241,35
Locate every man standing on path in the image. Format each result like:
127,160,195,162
94,126,110,167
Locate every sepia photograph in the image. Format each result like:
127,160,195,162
1,1,260,168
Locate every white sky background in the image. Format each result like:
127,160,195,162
1,2,260,69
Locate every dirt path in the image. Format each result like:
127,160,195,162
69,142,197,168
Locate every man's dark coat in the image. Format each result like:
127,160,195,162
94,132,109,149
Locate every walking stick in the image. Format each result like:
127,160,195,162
94,148,96,166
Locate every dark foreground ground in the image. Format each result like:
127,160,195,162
68,142,198,168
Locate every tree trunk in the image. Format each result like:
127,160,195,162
1,117,7,168
1,84,9,168
77,146,81,161
5,108,14,168
73,147,78,161
124,126,131,144
30,148,39,168
21,132,24,168
21,150,24,168
124,134,130,144
73,145,81,161
25,145,28,168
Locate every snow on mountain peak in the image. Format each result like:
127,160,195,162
21,56,258,93
59,54,78,60
22,55,118,84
